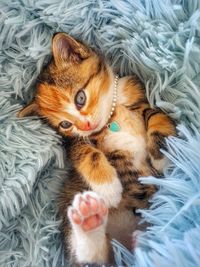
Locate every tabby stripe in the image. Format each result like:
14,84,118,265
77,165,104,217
130,191,147,200
37,59,56,85
143,108,160,129
81,59,105,89
109,160,133,170
146,156,161,176
127,99,148,111
107,151,126,161
148,131,167,160
122,179,142,188
117,170,140,179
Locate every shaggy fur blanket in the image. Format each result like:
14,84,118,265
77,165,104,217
0,0,200,266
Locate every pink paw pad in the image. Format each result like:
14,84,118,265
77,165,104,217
68,191,108,232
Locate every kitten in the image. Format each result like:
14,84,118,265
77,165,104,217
18,33,176,266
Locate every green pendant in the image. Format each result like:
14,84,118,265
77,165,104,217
108,121,120,132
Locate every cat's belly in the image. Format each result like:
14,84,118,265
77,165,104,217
102,131,147,169
106,209,141,250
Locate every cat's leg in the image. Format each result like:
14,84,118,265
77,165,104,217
107,150,155,209
121,77,176,173
143,108,176,172
68,139,122,208
67,191,110,265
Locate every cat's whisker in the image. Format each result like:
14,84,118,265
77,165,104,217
82,136,90,144
83,136,87,143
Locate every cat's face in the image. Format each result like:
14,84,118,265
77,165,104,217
19,33,114,137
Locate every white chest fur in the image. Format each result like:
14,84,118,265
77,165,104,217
103,131,147,168
102,107,147,169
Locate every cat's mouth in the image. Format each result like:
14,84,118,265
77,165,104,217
77,118,104,136
77,120,99,131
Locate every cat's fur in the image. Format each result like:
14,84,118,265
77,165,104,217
18,33,176,266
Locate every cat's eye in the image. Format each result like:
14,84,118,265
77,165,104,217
75,90,86,109
60,121,72,129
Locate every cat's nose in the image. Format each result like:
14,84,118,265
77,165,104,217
84,121,91,131
79,121,91,131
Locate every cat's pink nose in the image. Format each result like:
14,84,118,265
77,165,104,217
84,121,91,131
79,121,91,131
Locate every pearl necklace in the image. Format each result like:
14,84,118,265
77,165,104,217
108,74,118,120
106,75,121,132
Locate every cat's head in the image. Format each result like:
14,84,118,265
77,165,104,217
18,33,115,137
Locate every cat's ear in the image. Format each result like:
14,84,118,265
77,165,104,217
17,101,38,118
52,33,90,66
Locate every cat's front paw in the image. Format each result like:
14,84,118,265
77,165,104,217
68,191,108,232
92,177,122,208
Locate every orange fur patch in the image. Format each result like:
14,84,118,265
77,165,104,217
77,147,115,185
148,113,176,136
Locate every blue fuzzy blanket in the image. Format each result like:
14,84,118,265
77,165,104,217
1,1,200,266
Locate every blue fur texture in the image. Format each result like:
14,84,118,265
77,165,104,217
0,0,200,266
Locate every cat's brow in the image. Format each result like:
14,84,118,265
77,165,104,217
80,59,104,90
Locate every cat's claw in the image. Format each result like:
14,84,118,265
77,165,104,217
68,191,108,232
